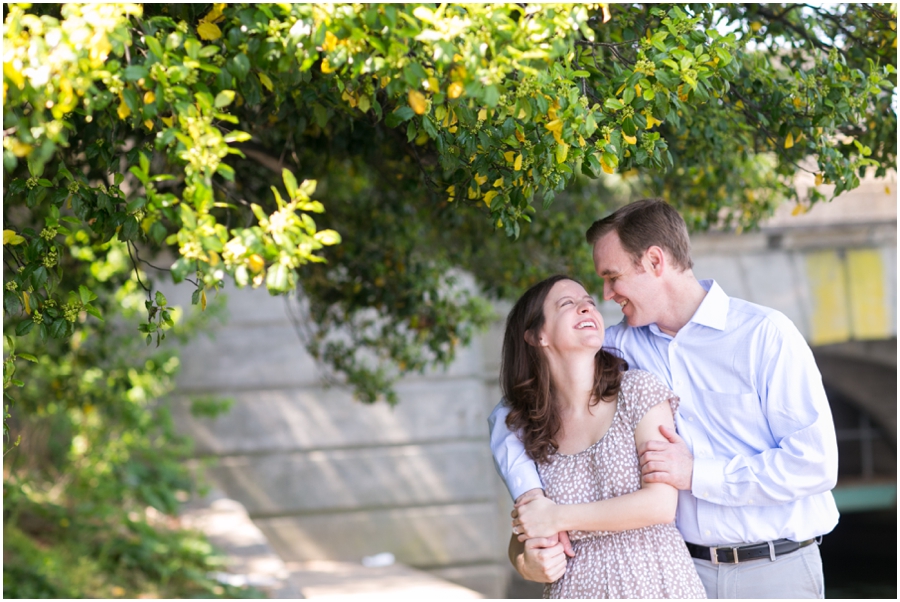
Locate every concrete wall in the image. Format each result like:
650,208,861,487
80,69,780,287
167,284,512,598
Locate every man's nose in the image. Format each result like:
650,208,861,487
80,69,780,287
602,280,613,300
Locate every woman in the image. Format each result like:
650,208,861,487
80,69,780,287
502,275,705,599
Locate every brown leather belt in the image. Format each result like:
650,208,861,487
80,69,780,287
685,537,818,564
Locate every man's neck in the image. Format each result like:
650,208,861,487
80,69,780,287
655,274,709,337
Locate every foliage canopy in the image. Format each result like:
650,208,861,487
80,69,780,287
4,3,897,408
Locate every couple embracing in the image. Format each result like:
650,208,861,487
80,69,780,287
489,199,839,599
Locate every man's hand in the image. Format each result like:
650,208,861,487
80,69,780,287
637,424,694,490
513,489,574,556
516,535,569,583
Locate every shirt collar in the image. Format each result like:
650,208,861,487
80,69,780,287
689,279,729,331
647,279,728,338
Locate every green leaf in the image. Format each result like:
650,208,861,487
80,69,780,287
604,98,624,111
78,285,97,305
145,36,164,59
229,53,251,81
15,320,34,336
283,169,299,199
214,90,236,108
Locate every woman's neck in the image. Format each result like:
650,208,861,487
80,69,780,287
545,351,597,414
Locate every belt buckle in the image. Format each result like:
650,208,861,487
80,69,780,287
709,546,741,565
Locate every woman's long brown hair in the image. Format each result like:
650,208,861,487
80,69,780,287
500,275,627,464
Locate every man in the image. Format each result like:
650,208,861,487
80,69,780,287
489,199,839,598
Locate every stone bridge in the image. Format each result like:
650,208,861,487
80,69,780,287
169,174,896,598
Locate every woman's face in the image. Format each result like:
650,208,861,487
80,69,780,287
536,279,605,354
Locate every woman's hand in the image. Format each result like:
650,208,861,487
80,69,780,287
513,494,563,540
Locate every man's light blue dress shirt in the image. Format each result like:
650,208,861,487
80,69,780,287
489,280,840,546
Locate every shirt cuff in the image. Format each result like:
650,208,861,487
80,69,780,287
505,462,544,502
691,456,729,506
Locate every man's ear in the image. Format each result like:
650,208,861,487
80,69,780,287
644,245,666,275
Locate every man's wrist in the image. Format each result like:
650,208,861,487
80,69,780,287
514,487,544,505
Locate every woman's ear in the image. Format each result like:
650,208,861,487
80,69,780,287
524,330,539,347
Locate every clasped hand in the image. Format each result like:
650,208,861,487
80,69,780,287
512,491,562,540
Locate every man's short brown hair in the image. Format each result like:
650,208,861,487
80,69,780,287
585,198,693,271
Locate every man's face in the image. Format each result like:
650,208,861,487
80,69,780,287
593,231,659,327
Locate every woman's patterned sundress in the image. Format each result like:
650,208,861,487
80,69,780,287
538,369,707,599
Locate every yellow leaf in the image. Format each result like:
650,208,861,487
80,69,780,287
784,132,794,149
514,154,523,171
815,173,823,186
493,177,504,187
248,254,265,273
634,84,642,97
504,151,515,163
448,81,464,99
544,119,563,134
600,155,614,174
517,107,526,119
515,129,525,142
555,142,569,164
161,116,174,128
427,77,440,93
600,3,611,23
144,119,154,130
203,3,226,23
408,90,427,115
321,58,334,74
117,99,131,120
750,21,762,32
143,91,156,104
578,134,585,147
6,138,31,157
478,108,487,121
448,125,457,133
323,31,339,52
616,83,626,95
23,291,31,315
496,218,503,228
792,97,802,109
3,229,25,245
201,289,207,311
474,173,488,186
468,186,478,200
258,72,274,92
645,114,662,128
483,190,499,207
735,100,744,109
341,90,358,108
623,133,637,145
358,94,371,113
446,185,455,196
791,203,806,216
197,21,222,41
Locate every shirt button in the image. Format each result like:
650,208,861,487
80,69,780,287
705,530,711,536
671,341,678,348
703,492,709,498
688,416,694,422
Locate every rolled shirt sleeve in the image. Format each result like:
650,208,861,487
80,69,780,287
488,400,544,501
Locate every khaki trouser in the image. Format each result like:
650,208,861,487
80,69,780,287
692,540,824,599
